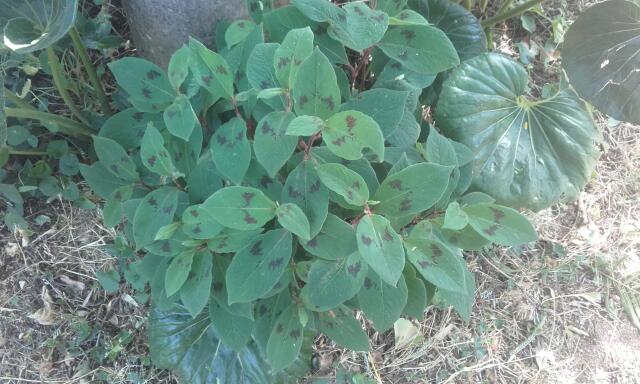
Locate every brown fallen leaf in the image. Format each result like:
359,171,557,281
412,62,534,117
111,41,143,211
59,274,86,293
28,286,57,326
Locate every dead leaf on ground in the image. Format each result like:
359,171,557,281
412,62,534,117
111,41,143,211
28,286,57,326
59,274,86,293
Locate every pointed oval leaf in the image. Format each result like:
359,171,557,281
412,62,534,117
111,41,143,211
140,124,183,178
357,269,408,332
226,19,258,48
202,186,277,230
179,251,213,318
163,95,197,140
108,58,175,112
462,203,537,246
165,249,196,296
207,228,264,254
319,306,370,351
189,38,234,100
563,0,640,124
276,203,312,241
282,161,330,238
254,111,298,177
168,45,190,90
286,115,325,136
133,187,180,249
323,110,384,161
182,204,224,239
301,214,357,260
226,229,293,304
340,88,410,141
211,118,251,184
316,163,369,206
327,2,389,52
435,53,601,211
292,48,341,119
356,214,405,287
209,299,255,351
266,304,304,372
99,108,163,150
274,27,314,88
92,136,139,182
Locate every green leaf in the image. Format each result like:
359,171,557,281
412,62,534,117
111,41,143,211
389,10,429,26
435,53,601,211
340,89,409,142
323,110,384,161
209,299,254,351
108,58,175,112
247,43,288,110
210,256,253,319
443,202,468,230
189,37,234,100
254,111,298,177
292,48,341,120
165,249,195,296
402,266,428,319
319,306,370,351
274,27,314,88
187,156,223,203
243,160,284,201
377,0,408,15
373,163,452,217
357,269,408,332
79,163,131,199
0,0,78,53
316,163,369,206
181,204,224,239
99,108,162,150
148,306,279,384
410,0,487,61
563,0,640,124
300,251,367,311
207,227,264,253
435,267,475,322
140,124,183,178
179,251,213,318
103,185,134,228
133,187,180,249
291,0,343,23
202,186,276,230
404,231,468,293
226,229,293,304
266,304,304,371
211,117,251,184
425,126,458,166
282,161,329,238
462,203,537,246
356,214,405,287
286,115,325,136
168,45,190,90
163,95,198,141
301,214,357,260
226,19,258,48
276,203,311,241
96,269,120,293
378,25,459,75
327,2,389,52
92,136,139,182
168,122,203,178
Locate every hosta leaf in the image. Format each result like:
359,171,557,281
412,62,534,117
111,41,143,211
282,161,329,238
108,58,175,112
202,186,276,230
140,124,182,178
373,163,452,217
327,2,389,52
340,89,410,142
563,0,640,124
301,214,357,260
357,269,408,332
266,304,304,371
99,108,162,150
286,115,325,136
435,53,601,211
92,136,139,182
209,299,254,351
463,203,537,246
292,48,341,120
404,231,468,293
148,306,279,384
356,214,405,287
207,228,264,253
168,45,190,90
189,38,234,100
378,25,459,75
165,249,196,296
323,110,384,161
254,112,298,177
182,204,224,239
276,203,312,241
0,0,77,53
410,0,487,62
274,27,314,88
133,187,180,249
301,251,367,311
319,306,369,351
211,118,251,184
316,163,369,206
226,20,258,48
163,95,197,141
226,229,293,304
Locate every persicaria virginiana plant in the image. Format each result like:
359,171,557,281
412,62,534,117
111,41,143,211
2,0,639,382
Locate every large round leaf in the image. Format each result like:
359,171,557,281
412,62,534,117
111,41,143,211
0,0,78,53
409,0,486,62
148,305,281,384
563,0,640,124
435,53,601,211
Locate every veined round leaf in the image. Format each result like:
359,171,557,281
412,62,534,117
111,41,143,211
148,305,281,384
409,0,487,62
0,0,78,53
563,0,640,124
436,53,601,211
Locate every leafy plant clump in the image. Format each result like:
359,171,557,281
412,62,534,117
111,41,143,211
2,0,638,382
